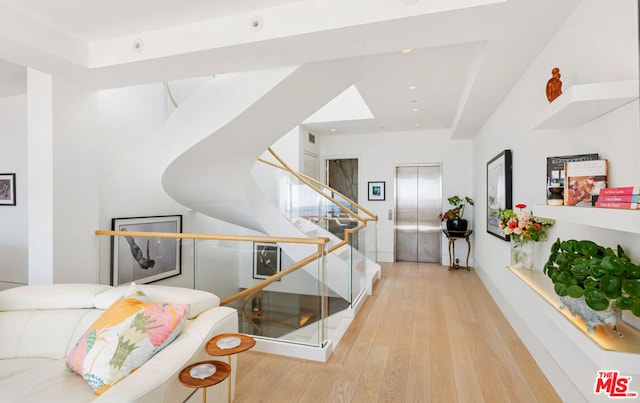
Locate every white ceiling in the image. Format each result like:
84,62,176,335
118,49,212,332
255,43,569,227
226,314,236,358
0,0,583,138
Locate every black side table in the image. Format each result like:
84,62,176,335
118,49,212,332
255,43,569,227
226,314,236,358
442,229,473,271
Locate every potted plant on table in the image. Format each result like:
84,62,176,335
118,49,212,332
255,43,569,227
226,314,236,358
544,238,640,333
439,195,474,232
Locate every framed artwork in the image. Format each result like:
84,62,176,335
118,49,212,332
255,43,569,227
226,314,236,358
368,181,386,201
253,242,281,281
111,215,182,286
486,150,512,241
0,173,16,206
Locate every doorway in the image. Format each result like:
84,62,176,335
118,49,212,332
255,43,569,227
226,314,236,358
325,158,358,246
395,165,442,262
326,158,358,203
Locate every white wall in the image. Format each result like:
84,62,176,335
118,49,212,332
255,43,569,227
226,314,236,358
321,129,473,262
0,95,27,290
52,77,100,283
472,0,639,401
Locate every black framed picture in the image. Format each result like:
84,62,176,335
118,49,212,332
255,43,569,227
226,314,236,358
111,215,182,286
253,242,281,281
368,181,385,201
486,150,512,241
0,173,16,206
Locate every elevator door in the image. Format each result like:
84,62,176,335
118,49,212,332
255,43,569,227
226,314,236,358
395,165,442,262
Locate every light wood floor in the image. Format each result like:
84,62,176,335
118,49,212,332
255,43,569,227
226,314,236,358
234,262,561,402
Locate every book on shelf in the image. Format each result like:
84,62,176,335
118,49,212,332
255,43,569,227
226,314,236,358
595,194,639,203
546,153,599,203
595,201,640,210
564,159,608,206
599,186,640,196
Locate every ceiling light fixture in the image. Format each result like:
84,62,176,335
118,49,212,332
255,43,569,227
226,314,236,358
132,39,144,52
250,16,264,31
411,108,419,112
401,48,413,54
414,123,421,127
408,86,417,90
330,128,336,132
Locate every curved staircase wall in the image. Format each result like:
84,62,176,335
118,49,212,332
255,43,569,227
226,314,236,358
160,60,362,301
161,60,360,232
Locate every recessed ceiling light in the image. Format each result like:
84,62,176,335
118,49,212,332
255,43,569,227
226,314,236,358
330,128,336,132
250,16,264,31
408,86,417,90
132,39,144,52
411,108,419,112
401,48,413,54
413,123,421,127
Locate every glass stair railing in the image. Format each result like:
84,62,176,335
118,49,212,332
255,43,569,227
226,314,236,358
95,150,379,355
95,230,331,348
252,148,378,307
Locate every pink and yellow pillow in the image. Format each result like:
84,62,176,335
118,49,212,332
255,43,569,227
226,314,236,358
66,295,189,395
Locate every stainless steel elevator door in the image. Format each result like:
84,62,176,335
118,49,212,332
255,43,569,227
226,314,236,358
395,165,442,263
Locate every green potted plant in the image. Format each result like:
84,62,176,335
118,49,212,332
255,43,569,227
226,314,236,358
439,195,474,232
544,238,640,333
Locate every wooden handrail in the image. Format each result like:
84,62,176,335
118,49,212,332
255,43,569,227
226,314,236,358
95,230,329,307
229,243,325,307
265,149,367,223
261,149,378,221
95,230,330,245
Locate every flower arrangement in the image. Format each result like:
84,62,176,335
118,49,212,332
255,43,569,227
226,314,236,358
497,203,555,243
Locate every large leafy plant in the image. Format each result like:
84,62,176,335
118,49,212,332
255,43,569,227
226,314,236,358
544,239,640,316
439,195,474,222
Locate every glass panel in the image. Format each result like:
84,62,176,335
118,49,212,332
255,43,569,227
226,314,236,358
193,238,327,348
251,158,379,309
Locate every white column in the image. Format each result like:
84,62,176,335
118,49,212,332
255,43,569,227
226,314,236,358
27,68,53,284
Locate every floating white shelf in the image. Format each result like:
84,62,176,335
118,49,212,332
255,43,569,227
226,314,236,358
531,80,639,130
508,266,640,373
534,204,640,235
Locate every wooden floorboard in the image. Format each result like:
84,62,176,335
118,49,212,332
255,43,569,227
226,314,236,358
233,262,561,402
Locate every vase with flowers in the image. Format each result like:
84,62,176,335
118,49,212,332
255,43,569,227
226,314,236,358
497,203,555,271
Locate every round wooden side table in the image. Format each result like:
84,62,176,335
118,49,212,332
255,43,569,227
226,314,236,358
179,360,231,403
206,333,256,403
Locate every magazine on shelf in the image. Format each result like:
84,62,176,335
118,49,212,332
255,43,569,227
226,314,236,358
564,159,608,206
595,201,639,209
546,153,599,202
599,186,640,196
596,194,639,203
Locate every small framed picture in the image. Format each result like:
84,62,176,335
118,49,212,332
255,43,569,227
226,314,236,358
111,215,182,286
0,173,16,206
253,242,281,281
368,181,385,201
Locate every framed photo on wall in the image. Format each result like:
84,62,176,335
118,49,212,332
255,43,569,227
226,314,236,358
0,173,16,206
111,215,182,286
253,242,281,281
486,150,512,241
368,181,386,201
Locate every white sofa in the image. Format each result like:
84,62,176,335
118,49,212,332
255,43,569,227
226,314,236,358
0,283,238,403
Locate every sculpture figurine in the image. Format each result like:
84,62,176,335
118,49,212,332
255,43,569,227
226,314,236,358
546,67,563,102
560,296,622,335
